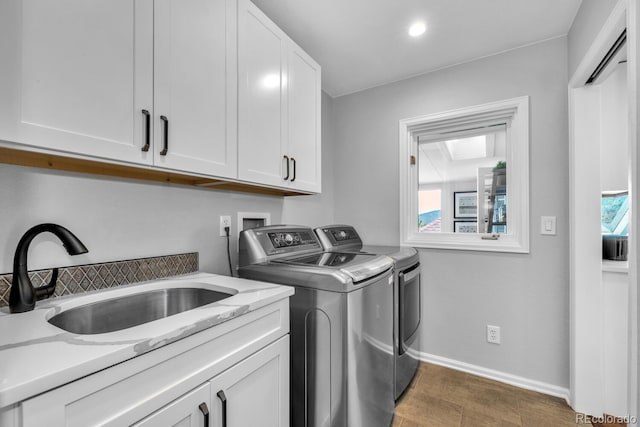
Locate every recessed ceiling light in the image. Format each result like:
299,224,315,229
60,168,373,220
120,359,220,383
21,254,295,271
409,21,426,37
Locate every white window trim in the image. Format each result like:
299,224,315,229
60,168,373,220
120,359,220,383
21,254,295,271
399,96,530,253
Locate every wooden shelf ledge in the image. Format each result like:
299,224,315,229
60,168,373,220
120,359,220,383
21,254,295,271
0,147,307,197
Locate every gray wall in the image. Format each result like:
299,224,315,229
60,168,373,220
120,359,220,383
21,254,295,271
331,37,570,387
0,93,336,276
567,0,619,79
0,164,284,275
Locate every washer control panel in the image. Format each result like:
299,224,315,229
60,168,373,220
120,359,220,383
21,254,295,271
268,231,316,248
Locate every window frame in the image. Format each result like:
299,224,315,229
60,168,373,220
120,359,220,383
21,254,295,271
399,96,530,253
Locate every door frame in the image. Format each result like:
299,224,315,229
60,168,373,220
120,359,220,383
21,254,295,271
568,0,638,418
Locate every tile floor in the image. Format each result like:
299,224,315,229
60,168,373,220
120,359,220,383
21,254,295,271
393,363,591,427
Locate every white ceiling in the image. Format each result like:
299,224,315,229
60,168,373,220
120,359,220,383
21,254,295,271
251,0,583,97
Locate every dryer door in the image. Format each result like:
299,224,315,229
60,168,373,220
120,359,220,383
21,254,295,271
399,264,421,354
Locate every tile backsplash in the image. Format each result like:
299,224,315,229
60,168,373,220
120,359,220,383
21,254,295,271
0,253,198,307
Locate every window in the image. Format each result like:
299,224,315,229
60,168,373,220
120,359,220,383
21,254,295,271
399,97,530,253
418,189,442,232
601,191,629,236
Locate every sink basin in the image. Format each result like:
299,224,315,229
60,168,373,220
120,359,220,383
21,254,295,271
48,287,233,334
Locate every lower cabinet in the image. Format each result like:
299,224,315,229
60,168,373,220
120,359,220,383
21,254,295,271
134,383,211,427
17,299,290,427
134,336,289,427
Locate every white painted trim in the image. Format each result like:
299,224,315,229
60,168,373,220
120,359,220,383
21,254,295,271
626,0,639,420
569,0,627,88
399,96,530,253
568,85,606,416
567,0,637,417
410,349,570,402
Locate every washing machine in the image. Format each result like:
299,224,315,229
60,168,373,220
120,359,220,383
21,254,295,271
238,225,395,427
314,225,420,400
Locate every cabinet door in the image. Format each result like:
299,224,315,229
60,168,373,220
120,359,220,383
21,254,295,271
237,0,288,187
133,383,210,427
154,0,237,178
209,336,289,427
0,0,153,164
287,42,322,193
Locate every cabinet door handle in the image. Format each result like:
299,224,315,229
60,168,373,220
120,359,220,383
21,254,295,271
283,155,290,180
217,390,227,427
198,402,210,427
290,157,296,182
141,109,150,152
160,115,169,156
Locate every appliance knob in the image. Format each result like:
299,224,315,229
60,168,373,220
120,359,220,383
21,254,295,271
284,234,294,245
339,231,347,240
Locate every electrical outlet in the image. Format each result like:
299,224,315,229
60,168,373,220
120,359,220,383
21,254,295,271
219,216,231,237
487,325,501,344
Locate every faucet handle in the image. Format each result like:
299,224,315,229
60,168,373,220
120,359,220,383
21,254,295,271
34,268,59,301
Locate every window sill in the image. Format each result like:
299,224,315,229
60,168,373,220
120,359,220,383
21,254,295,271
403,233,529,253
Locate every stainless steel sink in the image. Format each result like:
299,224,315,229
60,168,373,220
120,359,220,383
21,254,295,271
48,287,233,334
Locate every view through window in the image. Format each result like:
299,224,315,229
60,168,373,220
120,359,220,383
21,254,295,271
417,127,507,234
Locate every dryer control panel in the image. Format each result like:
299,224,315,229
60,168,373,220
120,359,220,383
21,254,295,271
315,225,363,250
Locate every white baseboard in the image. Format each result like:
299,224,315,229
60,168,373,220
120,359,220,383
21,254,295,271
410,349,570,403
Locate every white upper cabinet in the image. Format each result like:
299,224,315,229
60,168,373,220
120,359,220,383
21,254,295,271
0,0,237,177
286,44,322,193
0,0,154,164
153,0,237,177
0,0,319,193
237,0,287,187
237,0,321,193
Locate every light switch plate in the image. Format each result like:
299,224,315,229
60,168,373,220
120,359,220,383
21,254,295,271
540,216,556,235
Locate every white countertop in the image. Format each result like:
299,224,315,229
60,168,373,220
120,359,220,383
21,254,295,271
0,272,293,408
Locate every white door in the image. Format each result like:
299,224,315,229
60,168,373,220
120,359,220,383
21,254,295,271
133,383,211,427
209,336,289,427
237,0,288,187
0,0,154,164
153,0,237,178
287,43,322,193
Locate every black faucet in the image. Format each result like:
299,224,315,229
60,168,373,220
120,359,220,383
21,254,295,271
9,223,88,313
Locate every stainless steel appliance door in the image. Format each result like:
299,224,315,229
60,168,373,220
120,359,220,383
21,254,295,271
399,265,421,354
289,273,394,427
290,287,346,427
347,274,395,427
395,264,421,400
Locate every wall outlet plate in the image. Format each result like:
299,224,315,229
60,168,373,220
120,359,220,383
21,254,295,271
540,216,557,235
219,215,231,237
487,325,501,344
